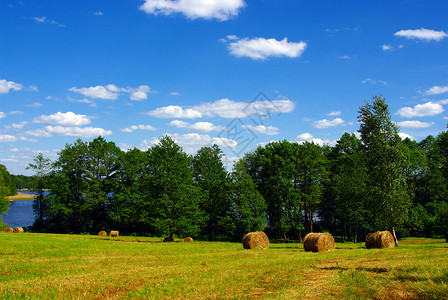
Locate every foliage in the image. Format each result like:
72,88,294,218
193,145,233,239
0,164,17,196
0,165,12,228
229,159,267,241
358,95,412,245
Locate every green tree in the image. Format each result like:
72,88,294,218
358,95,411,245
244,141,303,239
0,166,11,229
146,136,204,239
0,164,17,196
110,148,152,234
27,153,52,229
230,159,267,241
323,132,369,242
192,145,233,240
297,142,330,233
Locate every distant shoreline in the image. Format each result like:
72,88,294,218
6,192,36,202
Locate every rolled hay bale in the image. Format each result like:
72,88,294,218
13,227,24,233
98,231,107,237
303,232,335,252
163,236,174,242
110,230,119,237
365,231,395,249
3,227,13,233
183,237,194,242
242,231,269,249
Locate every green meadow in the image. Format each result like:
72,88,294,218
1,233,447,299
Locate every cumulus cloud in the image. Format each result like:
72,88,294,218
34,112,91,126
26,102,43,108
0,135,17,142
69,85,120,100
313,118,345,128
224,36,307,60
326,111,341,116
382,44,393,51
121,124,157,133
146,105,203,119
396,120,434,128
394,28,448,41
4,121,28,130
139,0,245,21
398,132,415,140
0,112,5,119
425,85,448,95
296,133,334,146
169,120,223,132
69,84,154,100
0,79,24,94
44,126,112,137
146,98,295,119
33,16,65,27
242,124,279,135
396,102,444,118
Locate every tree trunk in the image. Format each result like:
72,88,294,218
392,226,398,246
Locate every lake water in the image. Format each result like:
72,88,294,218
1,191,36,228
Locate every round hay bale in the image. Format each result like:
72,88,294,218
98,231,107,237
3,227,13,233
183,237,194,242
163,236,174,242
110,230,119,237
13,227,24,233
242,231,269,249
303,232,335,252
365,231,395,249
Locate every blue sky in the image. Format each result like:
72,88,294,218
1,0,448,175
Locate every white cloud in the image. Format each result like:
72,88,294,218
69,84,155,100
169,91,180,96
225,36,307,60
4,121,28,130
19,136,38,142
242,124,279,135
169,120,223,132
26,102,43,108
0,135,17,142
146,98,295,120
33,16,65,27
34,112,91,126
139,0,245,21
69,85,120,100
326,111,341,116
396,120,434,128
396,102,444,118
362,78,387,85
130,85,154,101
0,79,24,94
121,124,157,133
295,133,334,146
339,55,351,59
398,132,415,140
146,105,203,119
69,97,96,107
0,112,5,119
394,28,448,41
382,44,393,51
437,99,448,105
313,118,345,128
44,126,112,137
425,85,448,95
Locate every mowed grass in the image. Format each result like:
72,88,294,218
6,193,36,201
0,234,447,299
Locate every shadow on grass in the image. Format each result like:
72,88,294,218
319,266,389,273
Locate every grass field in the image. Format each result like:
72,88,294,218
5,193,36,201
0,233,447,299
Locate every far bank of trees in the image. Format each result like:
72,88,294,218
27,96,448,242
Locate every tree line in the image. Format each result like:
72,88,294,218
25,95,448,242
